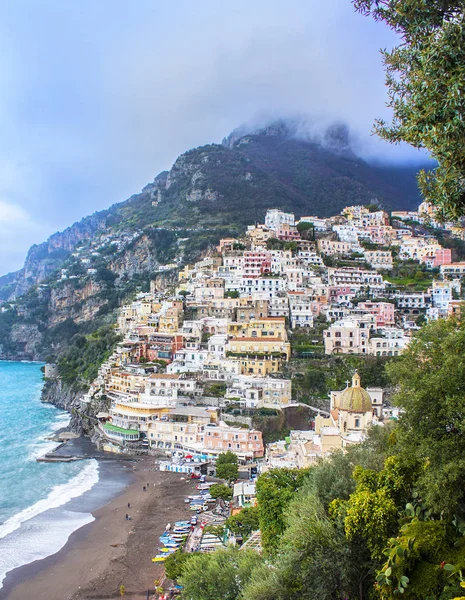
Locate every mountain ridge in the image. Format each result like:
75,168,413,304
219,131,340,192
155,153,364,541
0,118,428,361
1,119,426,299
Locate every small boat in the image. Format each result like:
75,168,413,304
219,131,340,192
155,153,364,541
175,521,190,526
159,547,176,554
152,555,167,562
158,538,179,546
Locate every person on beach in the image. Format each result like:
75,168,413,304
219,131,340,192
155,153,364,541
128,502,131,508
143,486,146,491
125,514,129,520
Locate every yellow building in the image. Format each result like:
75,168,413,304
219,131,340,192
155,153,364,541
236,357,281,376
226,336,291,361
158,307,182,333
227,317,288,341
246,225,272,247
106,369,146,395
178,265,195,282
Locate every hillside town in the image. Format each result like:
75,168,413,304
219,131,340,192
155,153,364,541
53,201,464,474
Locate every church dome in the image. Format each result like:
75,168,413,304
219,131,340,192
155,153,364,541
338,372,372,413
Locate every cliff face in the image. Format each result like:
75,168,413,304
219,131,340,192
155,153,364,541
41,378,113,441
3,212,109,301
41,379,87,434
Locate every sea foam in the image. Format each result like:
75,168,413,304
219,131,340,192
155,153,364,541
0,460,99,541
0,509,95,587
27,411,71,460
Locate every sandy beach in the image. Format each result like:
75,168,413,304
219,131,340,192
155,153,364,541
1,458,193,600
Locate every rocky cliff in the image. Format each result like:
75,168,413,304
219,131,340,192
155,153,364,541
41,379,89,434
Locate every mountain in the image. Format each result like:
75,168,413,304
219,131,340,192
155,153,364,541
0,119,427,361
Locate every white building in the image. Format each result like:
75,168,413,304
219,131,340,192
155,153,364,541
324,315,375,355
265,209,295,232
369,328,410,357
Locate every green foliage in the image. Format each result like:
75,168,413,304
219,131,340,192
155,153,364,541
179,546,262,600
225,506,260,540
209,483,233,500
216,451,239,483
57,325,121,384
216,463,239,484
291,354,392,401
217,451,239,466
242,490,352,600
344,486,398,561
265,238,297,252
386,319,465,516
255,468,309,553
203,382,227,397
164,549,194,581
354,0,465,218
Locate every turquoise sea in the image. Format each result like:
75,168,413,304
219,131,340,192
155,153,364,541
0,361,99,589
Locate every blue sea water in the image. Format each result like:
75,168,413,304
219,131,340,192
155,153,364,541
0,361,99,588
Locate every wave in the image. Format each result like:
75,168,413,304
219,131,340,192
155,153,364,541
0,460,99,541
0,510,94,587
27,412,71,460
49,413,71,431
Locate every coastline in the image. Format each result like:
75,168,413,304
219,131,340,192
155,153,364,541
1,456,194,600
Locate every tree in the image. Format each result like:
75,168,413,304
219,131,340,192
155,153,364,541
354,0,465,219
164,549,193,581
216,452,239,483
216,462,239,483
242,490,351,600
255,468,309,552
225,290,240,299
225,506,260,540
386,318,465,515
209,483,233,500
179,546,262,600
296,221,315,240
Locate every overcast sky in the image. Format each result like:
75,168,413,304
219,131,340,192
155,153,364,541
0,0,424,274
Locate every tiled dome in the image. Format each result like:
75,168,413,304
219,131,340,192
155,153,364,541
339,371,372,413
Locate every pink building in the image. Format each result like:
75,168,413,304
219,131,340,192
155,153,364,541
204,425,264,459
243,251,272,278
276,225,300,241
420,248,452,268
358,302,396,327
142,333,184,362
329,286,357,304
433,248,452,267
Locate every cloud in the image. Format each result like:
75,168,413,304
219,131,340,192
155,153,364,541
0,0,427,274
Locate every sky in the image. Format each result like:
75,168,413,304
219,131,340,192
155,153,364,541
0,0,424,275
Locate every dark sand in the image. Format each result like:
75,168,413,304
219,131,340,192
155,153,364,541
2,458,194,600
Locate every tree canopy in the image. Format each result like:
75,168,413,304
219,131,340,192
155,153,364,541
216,452,239,483
354,0,465,219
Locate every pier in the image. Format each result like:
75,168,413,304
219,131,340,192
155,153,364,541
35,435,138,463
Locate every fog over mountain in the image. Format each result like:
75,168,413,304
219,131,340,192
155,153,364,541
0,0,428,273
